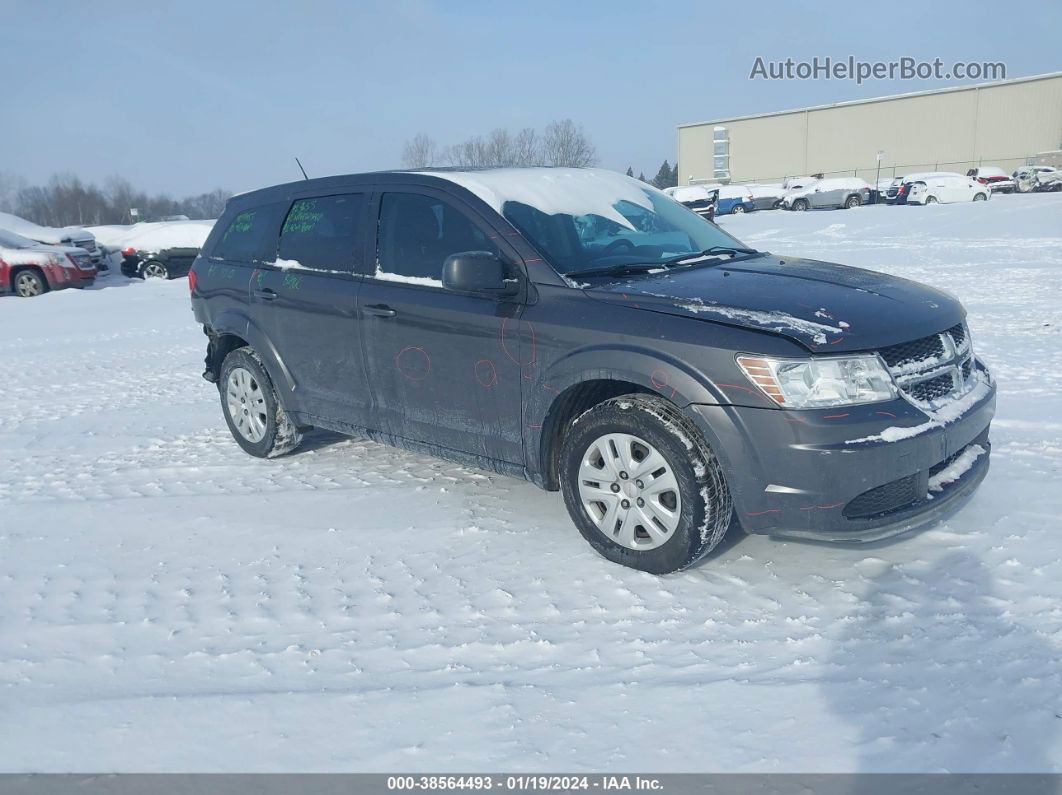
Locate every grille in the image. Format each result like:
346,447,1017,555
881,324,973,407
880,334,945,368
843,473,922,519
906,372,955,403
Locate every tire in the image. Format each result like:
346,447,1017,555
973,193,987,201
844,194,861,209
141,260,169,279
13,269,46,297
731,204,746,214
559,394,733,574
925,196,938,205
791,198,809,212
219,346,303,458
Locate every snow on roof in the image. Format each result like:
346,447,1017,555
423,168,656,230
667,185,718,203
0,211,92,245
87,220,216,252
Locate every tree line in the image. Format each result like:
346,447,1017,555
402,119,599,169
0,171,231,228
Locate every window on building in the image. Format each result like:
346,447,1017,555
712,126,730,180
377,193,497,283
278,194,367,272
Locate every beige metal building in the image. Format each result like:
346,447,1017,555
677,72,1062,185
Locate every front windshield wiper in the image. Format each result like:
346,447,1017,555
662,246,762,267
564,262,669,279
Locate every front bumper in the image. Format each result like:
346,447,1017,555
687,368,996,543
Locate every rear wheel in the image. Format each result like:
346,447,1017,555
973,193,987,201
141,260,169,279
559,395,732,574
925,196,938,205
731,204,746,214
13,269,45,297
844,194,861,208
219,347,303,458
791,198,809,212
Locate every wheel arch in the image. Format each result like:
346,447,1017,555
203,311,298,409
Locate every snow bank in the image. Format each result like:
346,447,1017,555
87,220,215,253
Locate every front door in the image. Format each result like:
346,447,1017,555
251,192,373,425
358,188,526,465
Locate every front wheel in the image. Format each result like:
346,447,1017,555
791,198,809,212
13,269,46,297
219,347,303,458
559,395,732,574
973,193,987,201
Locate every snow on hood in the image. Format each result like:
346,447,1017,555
87,220,215,253
0,211,93,245
584,254,965,352
424,168,656,231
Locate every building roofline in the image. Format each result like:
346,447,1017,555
677,70,1062,129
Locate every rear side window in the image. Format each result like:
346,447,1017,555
278,194,367,273
214,204,281,262
377,192,497,283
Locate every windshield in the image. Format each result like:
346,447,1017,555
434,169,754,276
0,228,36,248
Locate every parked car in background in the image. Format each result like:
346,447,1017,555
781,177,871,211
715,185,756,215
0,227,96,296
1014,166,1062,192
967,166,1016,194
0,211,105,271
782,175,820,191
904,174,989,205
743,184,784,210
121,246,200,279
664,185,718,221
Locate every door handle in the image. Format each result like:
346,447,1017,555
253,288,278,300
364,304,397,318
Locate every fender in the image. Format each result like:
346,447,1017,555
207,308,301,413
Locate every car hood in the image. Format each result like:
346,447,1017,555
583,254,965,352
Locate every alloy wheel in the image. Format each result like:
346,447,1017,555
143,261,168,279
15,272,43,297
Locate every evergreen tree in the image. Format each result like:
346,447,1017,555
638,172,648,183
670,162,680,186
625,166,634,177
652,160,676,189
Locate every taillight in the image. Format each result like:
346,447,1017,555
122,246,136,257
188,269,197,293
898,184,908,196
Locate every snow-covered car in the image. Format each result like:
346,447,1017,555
781,177,871,211
0,211,104,270
664,185,718,221
1014,166,1062,192
904,174,990,205
743,183,784,210
121,246,201,279
0,227,95,297
967,166,1016,194
714,185,756,215
87,220,215,280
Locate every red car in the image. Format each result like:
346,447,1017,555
0,227,96,297
966,167,1017,194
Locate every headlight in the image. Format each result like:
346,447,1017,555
736,354,897,408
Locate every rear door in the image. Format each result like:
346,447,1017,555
357,186,526,464
251,192,373,425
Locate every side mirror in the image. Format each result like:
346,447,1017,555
442,251,518,295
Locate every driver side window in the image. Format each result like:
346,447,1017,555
376,192,498,284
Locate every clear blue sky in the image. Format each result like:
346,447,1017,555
3,0,1060,196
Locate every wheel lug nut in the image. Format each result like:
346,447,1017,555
621,499,630,509
619,471,628,480
636,480,644,489
610,483,620,493
637,498,644,507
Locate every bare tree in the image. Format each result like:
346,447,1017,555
0,171,26,213
402,133,439,168
541,119,597,168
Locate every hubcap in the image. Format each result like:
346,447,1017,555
577,433,682,551
226,367,268,443
144,262,167,278
16,273,41,296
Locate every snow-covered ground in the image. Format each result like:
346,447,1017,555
1,194,1060,773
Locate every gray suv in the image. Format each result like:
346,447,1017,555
190,168,995,574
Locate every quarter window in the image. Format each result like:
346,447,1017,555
377,192,497,283
278,194,367,272
214,204,282,262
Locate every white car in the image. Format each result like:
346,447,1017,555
903,173,990,205
781,177,872,210
0,211,104,269
1014,166,1062,192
